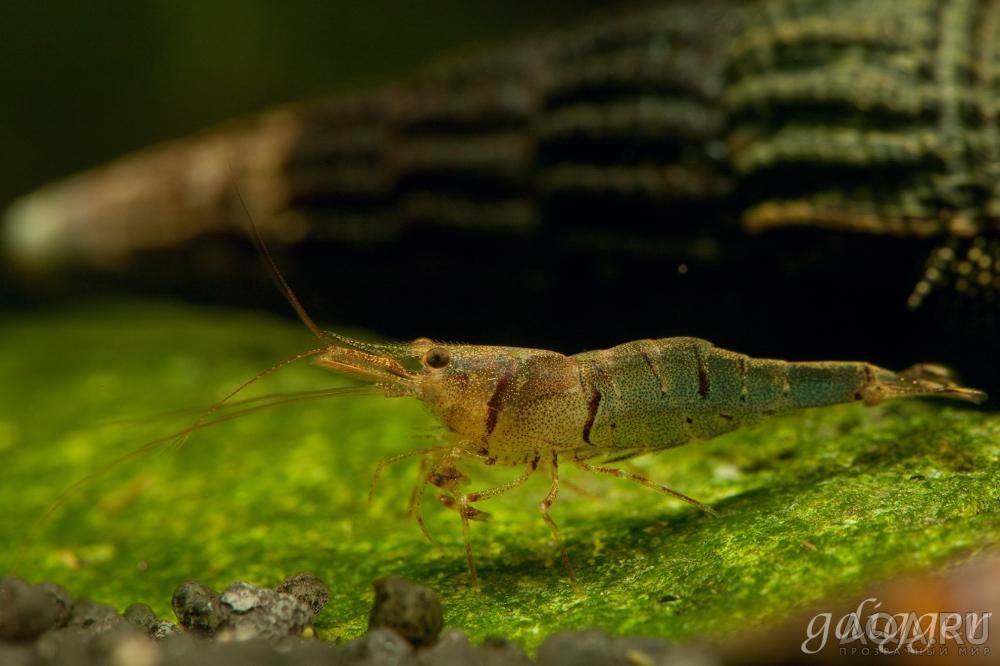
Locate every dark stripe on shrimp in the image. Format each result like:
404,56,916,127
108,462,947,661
583,387,602,445
857,363,875,401
639,343,666,395
484,363,514,437
577,359,603,446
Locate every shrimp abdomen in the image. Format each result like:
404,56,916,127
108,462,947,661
573,337,987,453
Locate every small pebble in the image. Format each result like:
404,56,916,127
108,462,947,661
538,629,613,666
368,576,443,647
37,583,74,616
36,623,144,663
274,572,330,615
158,627,198,661
171,582,225,637
0,574,726,665
106,630,161,666
150,621,177,641
416,628,477,666
172,638,281,666
124,602,158,628
66,599,124,633
417,628,531,666
124,602,176,640
538,629,720,666
219,581,312,641
341,626,417,666
0,576,71,641
480,635,533,665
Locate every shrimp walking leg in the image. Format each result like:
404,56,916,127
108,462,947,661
539,451,577,585
435,453,542,588
408,477,434,544
410,450,467,543
369,445,453,507
571,457,720,517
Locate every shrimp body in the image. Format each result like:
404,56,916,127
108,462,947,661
314,332,985,586
326,336,983,462
224,182,984,586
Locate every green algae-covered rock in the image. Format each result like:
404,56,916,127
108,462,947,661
0,301,996,649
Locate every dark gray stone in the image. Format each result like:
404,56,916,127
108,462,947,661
416,628,531,666
163,638,276,666
157,633,340,666
537,629,625,666
171,581,225,637
368,577,443,647
340,627,417,666
415,629,477,666
36,623,150,664
65,599,123,634
150,620,178,641
124,602,176,640
0,576,71,641
37,583,73,616
271,637,343,666
158,628,199,662
124,602,157,628
538,629,721,666
35,599,134,662
480,635,533,665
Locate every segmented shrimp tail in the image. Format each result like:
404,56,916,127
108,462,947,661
862,363,988,405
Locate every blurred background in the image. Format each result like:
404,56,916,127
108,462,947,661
1,0,634,337
1,0,996,396
0,1,614,207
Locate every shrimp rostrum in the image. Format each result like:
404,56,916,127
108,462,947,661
311,331,986,587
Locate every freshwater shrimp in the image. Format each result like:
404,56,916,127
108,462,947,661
322,333,986,586
233,200,987,590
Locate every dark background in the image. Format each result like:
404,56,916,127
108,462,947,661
1,1,995,398
0,1,613,209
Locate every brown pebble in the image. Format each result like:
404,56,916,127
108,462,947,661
274,572,329,615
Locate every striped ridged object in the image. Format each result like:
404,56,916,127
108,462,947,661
3,0,997,306
727,0,1000,306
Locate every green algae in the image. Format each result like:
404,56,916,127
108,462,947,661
0,300,996,649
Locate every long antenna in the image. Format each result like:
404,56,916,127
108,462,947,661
231,178,328,343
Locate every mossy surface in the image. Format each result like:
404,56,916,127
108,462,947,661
1,300,997,649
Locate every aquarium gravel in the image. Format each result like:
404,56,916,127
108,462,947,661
0,574,720,665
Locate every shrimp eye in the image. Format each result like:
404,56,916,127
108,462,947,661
423,347,450,369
